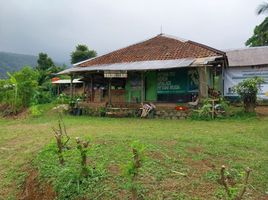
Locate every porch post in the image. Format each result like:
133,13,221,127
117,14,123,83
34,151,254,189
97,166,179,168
70,74,74,99
108,78,112,105
141,71,145,104
198,66,208,98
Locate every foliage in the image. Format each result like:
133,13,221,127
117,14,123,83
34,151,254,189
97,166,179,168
191,98,230,120
36,52,55,71
34,143,106,200
123,140,146,200
36,52,65,86
1,116,267,199
246,17,268,47
71,44,97,64
234,77,264,112
13,67,38,107
55,93,71,104
52,116,70,165
257,2,268,15
218,165,252,200
0,67,38,113
76,137,90,177
29,105,43,117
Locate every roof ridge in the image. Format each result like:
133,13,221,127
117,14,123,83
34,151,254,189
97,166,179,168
159,33,188,43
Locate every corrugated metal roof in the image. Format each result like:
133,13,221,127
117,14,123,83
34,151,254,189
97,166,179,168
52,79,83,84
58,56,221,75
226,46,268,67
58,58,195,75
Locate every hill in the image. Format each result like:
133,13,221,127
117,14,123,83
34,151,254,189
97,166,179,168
0,52,38,78
0,52,65,78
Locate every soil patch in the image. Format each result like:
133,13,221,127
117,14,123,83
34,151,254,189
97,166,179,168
256,106,268,116
18,170,56,200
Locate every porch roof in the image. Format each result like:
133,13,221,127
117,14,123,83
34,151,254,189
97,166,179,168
58,56,221,75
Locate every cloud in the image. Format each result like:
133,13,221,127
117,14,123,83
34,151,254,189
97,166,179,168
0,0,265,64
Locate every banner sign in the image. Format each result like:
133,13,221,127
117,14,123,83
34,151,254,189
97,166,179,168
104,71,127,78
157,70,190,94
224,66,268,99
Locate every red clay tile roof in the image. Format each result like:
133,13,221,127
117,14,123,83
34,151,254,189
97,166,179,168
78,34,225,67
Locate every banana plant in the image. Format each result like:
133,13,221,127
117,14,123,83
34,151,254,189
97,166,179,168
7,72,18,113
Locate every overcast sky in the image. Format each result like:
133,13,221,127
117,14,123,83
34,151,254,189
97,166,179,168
0,0,266,64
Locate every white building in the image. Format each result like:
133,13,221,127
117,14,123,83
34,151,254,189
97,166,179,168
225,46,268,100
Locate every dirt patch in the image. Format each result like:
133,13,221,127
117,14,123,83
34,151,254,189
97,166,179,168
187,146,204,154
107,164,121,175
18,170,56,200
0,104,29,119
160,140,177,147
147,150,164,160
256,106,268,116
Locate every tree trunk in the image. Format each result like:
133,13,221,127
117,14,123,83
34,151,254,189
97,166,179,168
244,101,255,113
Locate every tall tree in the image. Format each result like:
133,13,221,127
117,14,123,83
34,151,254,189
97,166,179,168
71,44,97,64
36,53,55,71
257,2,268,15
246,17,268,47
246,2,268,47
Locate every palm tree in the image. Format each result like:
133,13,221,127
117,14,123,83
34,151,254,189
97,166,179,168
257,2,268,15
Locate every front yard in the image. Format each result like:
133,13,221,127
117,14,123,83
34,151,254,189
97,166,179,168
0,114,267,199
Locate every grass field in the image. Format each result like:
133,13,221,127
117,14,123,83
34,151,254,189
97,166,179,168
0,113,268,199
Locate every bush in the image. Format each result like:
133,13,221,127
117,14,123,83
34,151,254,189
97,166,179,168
0,67,38,113
29,105,43,117
234,77,264,112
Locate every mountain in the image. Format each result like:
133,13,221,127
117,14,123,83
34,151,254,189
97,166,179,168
0,52,38,78
0,52,66,79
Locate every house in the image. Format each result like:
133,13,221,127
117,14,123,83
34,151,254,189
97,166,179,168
51,78,84,96
225,46,268,100
59,34,227,109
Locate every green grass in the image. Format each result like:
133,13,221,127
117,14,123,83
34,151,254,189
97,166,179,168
0,112,268,199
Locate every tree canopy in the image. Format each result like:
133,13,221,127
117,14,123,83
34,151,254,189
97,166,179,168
257,2,268,15
245,17,268,47
71,44,97,64
36,53,55,71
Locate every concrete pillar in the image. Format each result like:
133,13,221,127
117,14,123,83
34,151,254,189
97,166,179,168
198,66,208,98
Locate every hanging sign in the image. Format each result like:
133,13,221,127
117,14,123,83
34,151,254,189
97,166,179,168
104,71,127,78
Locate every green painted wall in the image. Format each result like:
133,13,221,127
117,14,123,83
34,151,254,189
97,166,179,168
125,72,141,103
125,68,199,103
145,71,157,101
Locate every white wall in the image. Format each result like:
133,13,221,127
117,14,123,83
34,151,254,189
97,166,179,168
224,66,268,100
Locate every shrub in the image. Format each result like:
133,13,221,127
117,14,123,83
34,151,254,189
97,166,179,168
29,105,43,117
123,141,146,200
0,67,38,113
234,77,264,112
